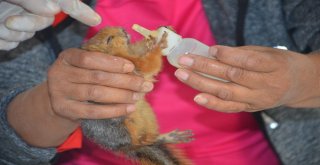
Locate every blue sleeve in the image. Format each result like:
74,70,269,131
0,39,57,165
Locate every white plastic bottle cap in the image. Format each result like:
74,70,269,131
155,27,182,56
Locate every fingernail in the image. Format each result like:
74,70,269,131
141,82,154,92
126,105,136,113
178,56,194,66
6,16,35,31
209,47,218,57
174,70,189,81
123,63,134,72
85,13,102,26
133,93,144,101
5,16,21,30
92,14,102,26
194,95,208,105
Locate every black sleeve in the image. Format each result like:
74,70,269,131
283,0,320,52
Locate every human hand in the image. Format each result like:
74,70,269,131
7,48,150,147
0,0,101,50
47,48,154,120
174,45,320,112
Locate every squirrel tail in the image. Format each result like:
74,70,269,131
126,144,192,165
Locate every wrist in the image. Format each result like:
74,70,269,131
7,82,79,148
285,52,320,108
302,53,320,99
309,53,320,97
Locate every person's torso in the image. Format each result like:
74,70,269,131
58,0,280,164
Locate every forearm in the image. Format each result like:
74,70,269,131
7,82,79,148
286,51,320,108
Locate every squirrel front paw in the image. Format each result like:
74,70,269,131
157,129,194,144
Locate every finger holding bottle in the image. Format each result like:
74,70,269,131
175,45,320,112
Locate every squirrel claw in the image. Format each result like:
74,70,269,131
157,129,194,144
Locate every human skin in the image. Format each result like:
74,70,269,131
175,45,320,112
6,48,154,147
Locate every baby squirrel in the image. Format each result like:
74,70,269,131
81,27,193,165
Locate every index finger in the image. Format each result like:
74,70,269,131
211,45,278,72
54,0,101,26
6,12,54,32
60,48,135,73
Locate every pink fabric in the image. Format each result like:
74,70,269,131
57,0,280,164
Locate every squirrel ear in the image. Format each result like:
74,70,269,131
81,38,102,52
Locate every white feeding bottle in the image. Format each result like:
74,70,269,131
132,24,227,82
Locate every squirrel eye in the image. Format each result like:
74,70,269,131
106,36,114,44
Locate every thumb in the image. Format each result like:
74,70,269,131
5,12,54,32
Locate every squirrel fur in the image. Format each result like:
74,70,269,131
80,27,193,165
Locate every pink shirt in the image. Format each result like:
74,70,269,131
57,0,280,164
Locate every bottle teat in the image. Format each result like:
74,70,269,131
132,24,158,38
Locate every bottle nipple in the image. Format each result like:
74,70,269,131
132,24,158,39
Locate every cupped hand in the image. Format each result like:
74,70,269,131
47,48,154,120
175,45,320,112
